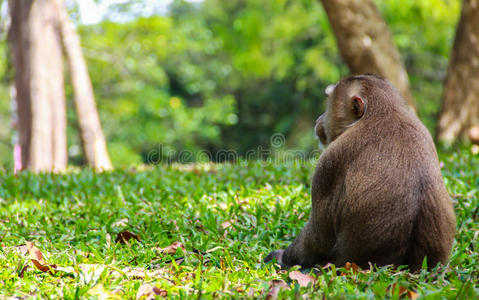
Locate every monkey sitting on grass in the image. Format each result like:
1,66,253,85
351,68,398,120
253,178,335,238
265,74,456,271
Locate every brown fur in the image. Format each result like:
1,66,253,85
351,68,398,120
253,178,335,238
265,74,456,271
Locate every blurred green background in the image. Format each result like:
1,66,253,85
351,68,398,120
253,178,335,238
0,0,461,168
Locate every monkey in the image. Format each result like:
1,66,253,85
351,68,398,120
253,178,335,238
265,74,456,272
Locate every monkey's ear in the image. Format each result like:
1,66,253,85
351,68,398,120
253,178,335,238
325,84,336,96
351,96,365,118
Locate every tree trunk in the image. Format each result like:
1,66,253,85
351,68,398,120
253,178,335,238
8,0,67,172
53,0,112,171
320,0,415,109
437,0,479,143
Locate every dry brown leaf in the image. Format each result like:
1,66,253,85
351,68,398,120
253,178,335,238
391,283,407,296
407,290,419,300
17,242,76,277
266,279,289,300
136,284,167,300
115,231,141,244
391,284,418,299
26,241,57,273
345,262,358,272
220,258,226,271
26,242,45,263
341,262,360,275
155,241,186,255
289,270,316,287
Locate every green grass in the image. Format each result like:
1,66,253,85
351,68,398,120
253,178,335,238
0,149,478,299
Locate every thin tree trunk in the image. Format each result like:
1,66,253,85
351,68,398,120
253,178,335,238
437,0,479,143
8,0,67,172
8,0,31,169
54,0,112,171
320,0,415,109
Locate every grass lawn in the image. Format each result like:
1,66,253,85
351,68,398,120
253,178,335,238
0,149,478,299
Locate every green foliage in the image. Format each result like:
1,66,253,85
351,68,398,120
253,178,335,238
379,0,460,132
0,150,477,298
74,0,341,165
77,16,237,165
0,0,463,167
75,0,460,166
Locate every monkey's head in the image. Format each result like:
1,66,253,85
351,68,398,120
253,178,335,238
315,78,366,145
315,74,401,145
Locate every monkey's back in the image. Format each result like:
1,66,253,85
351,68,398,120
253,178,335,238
320,108,456,271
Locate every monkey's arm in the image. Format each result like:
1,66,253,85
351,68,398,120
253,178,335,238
264,152,338,268
283,220,331,268
265,218,331,268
